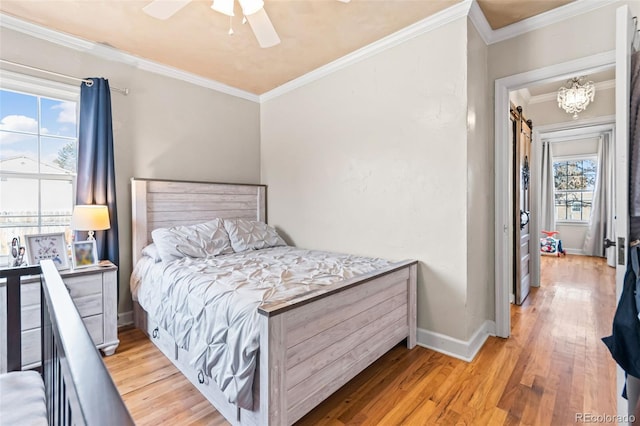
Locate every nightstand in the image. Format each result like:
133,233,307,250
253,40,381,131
0,261,119,372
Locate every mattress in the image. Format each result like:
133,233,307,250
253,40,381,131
130,246,392,409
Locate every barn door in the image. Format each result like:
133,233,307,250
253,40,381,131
513,105,532,305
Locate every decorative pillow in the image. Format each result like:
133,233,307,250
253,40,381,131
223,218,286,253
141,243,162,263
151,218,233,263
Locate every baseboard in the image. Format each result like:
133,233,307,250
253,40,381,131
563,248,585,255
416,320,496,362
117,310,133,328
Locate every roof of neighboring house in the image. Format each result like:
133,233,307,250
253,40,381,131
0,156,73,174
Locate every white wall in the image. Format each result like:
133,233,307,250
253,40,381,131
488,2,637,82
262,19,472,340
466,21,493,337
0,27,261,315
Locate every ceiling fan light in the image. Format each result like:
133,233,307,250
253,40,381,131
211,0,234,17
238,0,264,16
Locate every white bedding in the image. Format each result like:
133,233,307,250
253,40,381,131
130,246,392,409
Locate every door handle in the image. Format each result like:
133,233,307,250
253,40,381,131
520,210,530,230
604,238,616,249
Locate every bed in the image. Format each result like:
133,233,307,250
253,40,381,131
130,178,417,425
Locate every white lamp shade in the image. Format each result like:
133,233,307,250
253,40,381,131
212,0,235,16
70,205,111,231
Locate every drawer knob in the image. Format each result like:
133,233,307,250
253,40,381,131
152,327,159,339
197,370,205,384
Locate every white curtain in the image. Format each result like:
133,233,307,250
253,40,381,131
583,132,615,266
540,140,556,233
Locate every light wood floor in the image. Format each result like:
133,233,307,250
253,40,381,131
104,255,617,425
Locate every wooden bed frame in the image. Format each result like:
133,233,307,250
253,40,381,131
130,178,417,425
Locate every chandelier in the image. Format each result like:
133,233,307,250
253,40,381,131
557,77,595,119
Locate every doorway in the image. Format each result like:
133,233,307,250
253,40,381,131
494,52,616,338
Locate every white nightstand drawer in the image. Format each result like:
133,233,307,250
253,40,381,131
20,281,103,331
83,314,104,345
73,294,103,318
65,274,102,298
21,314,105,367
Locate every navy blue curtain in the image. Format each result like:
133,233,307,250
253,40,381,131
77,78,119,285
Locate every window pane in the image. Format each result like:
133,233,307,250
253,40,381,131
583,192,593,221
567,161,580,175
0,90,38,133
41,98,77,138
583,159,597,174
41,179,73,219
567,175,583,190
584,172,596,190
0,177,38,215
567,191,583,221
555,193,566,220
554,162,567,190
41,137,76,174
0,133,38,170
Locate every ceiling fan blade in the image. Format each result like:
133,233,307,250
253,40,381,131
245,8,281,48
143,0,192,20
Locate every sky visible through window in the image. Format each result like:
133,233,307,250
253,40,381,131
0,89,77,167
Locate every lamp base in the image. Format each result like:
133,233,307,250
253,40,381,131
87,230,95,241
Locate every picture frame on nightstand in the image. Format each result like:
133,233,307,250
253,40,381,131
72,240,98,269
25,232,69,270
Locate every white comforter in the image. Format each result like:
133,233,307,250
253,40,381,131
130,246,392,409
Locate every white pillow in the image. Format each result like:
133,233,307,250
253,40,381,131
223,218,286,253
151,218,233,263
141,243,162,263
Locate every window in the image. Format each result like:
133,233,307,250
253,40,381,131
0,71,79,260
553,157,597,222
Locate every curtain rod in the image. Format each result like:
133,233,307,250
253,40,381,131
0,59,129,95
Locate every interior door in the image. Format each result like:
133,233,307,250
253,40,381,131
615,4,633,417
513,105,532,305
615,5,632,297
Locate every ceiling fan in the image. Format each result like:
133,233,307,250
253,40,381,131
143,0,350,49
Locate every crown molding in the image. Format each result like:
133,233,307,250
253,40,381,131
528,79,615,104
0,13,260,103
0,0,615,104
486,0,612,45
467,0,493,45
260,0,472,102
510,88,531,106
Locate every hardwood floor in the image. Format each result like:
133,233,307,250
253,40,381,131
104,255,617,425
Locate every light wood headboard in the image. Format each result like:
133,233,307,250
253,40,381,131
131,178,266,265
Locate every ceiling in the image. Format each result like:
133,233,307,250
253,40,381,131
0,0,575,95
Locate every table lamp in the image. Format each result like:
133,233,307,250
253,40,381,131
70,205,111,241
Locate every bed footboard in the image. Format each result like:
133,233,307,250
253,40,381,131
258,261,417,425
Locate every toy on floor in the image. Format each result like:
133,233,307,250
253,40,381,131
540,230,566,257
